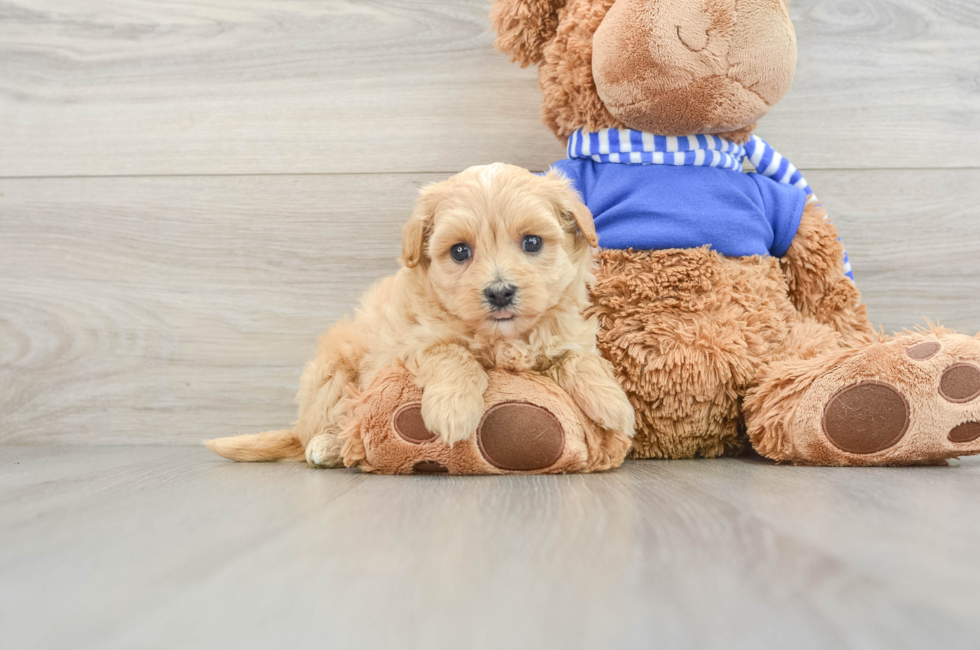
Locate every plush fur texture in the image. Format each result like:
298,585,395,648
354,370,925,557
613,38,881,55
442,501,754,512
207,164,634,470
589,245,794,459
491,0,980,465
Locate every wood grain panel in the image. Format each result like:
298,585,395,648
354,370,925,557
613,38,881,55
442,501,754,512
1,0,978,177
2,447,979,649
0,173,426,444
808,169,980,331
1,170,978,445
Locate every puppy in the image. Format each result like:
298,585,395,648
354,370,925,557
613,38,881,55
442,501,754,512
206,163,635,467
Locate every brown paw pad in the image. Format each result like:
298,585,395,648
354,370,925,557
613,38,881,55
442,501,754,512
949,422,980,444
412,460,449,474
939,363,980,403
477,402,564,471
823,381,910,454
393,404,437,443
907,341,941,360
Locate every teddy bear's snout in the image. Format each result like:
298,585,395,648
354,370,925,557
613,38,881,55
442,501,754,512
675,24,710,53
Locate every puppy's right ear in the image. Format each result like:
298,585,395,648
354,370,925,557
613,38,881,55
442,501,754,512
491,0,567,67
401,183,441,268
543,170,599,248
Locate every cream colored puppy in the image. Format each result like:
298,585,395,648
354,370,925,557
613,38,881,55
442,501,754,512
207,163,635,467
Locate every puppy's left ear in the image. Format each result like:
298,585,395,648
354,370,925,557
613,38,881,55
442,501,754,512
401,182,444,268
543,170,598,248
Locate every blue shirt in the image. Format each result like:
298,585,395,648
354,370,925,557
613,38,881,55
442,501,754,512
551,158,807,257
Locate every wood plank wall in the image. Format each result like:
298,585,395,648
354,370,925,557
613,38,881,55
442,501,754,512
2,0,979,444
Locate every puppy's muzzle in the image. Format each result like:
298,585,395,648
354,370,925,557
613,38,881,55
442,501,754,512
484,282,517,309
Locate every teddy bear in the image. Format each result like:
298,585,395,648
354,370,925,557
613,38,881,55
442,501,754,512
336,0,980,474
482,0,980,466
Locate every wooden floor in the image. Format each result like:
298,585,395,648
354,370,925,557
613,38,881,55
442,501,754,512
3,445,980,649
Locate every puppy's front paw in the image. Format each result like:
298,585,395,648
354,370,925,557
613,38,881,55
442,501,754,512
578,384,636,439
421,383,485,447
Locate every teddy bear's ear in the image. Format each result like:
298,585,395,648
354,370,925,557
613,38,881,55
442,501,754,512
491,0,567,67
543,170,598,248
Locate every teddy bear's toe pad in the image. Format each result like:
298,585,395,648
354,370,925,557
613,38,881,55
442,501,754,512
823,381,910,454
949,422,980,443
939,364,980,403
412,460,449,474
477,402,565,471
393,404,437,443
907,341,941,360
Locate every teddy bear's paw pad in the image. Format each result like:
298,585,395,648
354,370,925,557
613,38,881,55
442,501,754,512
392,403,437,444
823,381,910,454
412,460,449,474
476,402,564,471
939,363,980,403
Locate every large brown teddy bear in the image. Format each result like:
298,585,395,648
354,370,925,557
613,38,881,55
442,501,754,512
485,0,980,465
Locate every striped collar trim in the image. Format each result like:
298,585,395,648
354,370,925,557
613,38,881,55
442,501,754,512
567,129,748,171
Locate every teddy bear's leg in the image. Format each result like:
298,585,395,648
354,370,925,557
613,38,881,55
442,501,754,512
747,197,980,465
745,323,980,466
342,365,627,474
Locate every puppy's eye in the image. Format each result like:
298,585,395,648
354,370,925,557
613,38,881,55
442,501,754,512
450,243,471,263
522,235,543,254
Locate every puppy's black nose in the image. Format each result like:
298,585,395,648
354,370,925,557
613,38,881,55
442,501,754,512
484,283,517,308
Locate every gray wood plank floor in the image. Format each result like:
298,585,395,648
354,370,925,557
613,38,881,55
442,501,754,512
2,445,980,650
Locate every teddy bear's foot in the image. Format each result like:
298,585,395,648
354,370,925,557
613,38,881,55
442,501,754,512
341,366,628,474
750,329,980,466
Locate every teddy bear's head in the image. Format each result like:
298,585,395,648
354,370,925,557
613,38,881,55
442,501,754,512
492,0,797,142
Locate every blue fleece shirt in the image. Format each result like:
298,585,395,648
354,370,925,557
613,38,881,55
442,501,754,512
551,158,807,258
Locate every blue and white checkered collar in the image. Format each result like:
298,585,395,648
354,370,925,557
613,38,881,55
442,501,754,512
567,128,813,195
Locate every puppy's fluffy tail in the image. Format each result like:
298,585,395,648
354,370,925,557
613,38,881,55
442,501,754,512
205,429,306,462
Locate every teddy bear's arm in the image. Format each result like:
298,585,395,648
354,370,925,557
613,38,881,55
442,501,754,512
781,199,875,344
490,0,567,67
